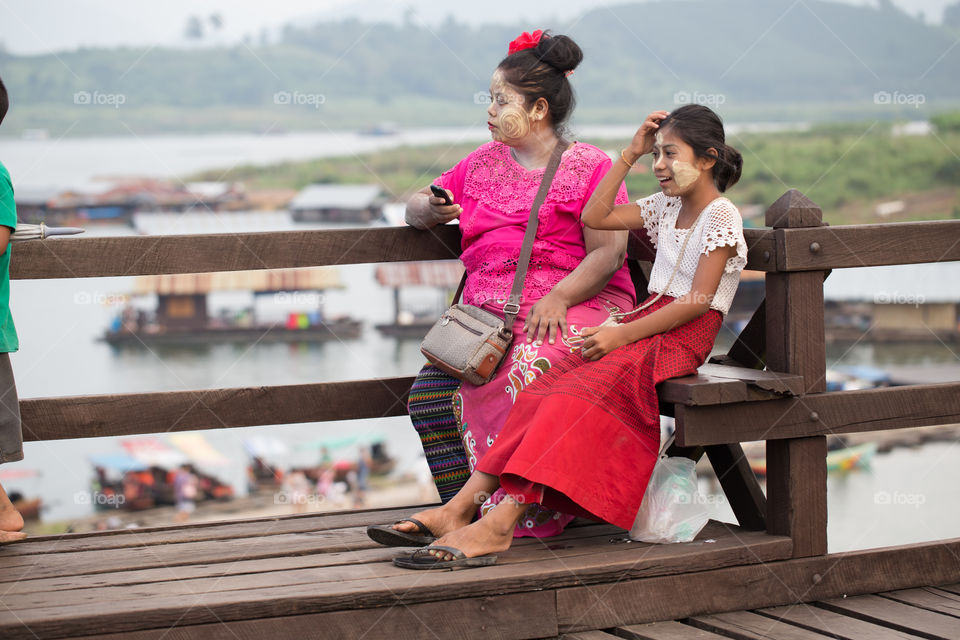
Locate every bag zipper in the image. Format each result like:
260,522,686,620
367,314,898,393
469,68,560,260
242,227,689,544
442,314,484,336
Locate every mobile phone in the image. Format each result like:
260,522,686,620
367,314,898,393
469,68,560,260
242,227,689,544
429,184,453,206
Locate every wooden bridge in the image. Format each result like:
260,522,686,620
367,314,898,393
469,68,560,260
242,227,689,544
1,190,958,638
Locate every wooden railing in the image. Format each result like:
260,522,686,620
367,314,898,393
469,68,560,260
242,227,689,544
12,189,960,559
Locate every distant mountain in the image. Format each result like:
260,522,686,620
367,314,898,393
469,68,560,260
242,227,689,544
2,0,958,135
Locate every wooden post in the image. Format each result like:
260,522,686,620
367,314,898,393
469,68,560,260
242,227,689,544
764,190,828,557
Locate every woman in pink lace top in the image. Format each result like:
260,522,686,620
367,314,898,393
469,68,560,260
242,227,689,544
395,31,636,541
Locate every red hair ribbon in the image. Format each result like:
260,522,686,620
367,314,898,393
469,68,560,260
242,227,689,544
508,30,543,55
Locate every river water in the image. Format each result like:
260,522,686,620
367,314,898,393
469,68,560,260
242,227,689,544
0,129,957,553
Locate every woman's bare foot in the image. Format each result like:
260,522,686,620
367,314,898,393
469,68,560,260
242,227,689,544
430,509,516,560
0,530,26,544
0,499,25,544
392,504,471,539
393,471,504,539
426,503,520,561
427,519,513,561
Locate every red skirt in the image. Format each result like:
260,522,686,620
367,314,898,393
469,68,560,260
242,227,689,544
475,296,723,531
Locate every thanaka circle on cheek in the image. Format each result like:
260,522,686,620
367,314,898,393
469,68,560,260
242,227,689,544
497,105,531,140
671,160,700,189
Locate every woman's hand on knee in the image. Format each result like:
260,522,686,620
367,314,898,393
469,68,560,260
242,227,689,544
579,325,628,360
524,293,569,345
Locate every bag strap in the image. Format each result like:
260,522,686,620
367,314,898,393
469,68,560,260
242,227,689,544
502,139,568,326
452,271,467,305
450,139,568,325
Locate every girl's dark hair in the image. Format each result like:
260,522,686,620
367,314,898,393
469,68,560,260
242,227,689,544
0,75,8,126
660,104,743,192
497,31,582,135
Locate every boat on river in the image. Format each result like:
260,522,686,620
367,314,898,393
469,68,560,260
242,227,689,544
744,441,878,477
103,267,362,346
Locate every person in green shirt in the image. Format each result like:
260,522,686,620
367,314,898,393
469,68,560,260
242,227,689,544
0,74,25,544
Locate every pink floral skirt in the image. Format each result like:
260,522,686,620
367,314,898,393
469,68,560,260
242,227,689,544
454,288,635,538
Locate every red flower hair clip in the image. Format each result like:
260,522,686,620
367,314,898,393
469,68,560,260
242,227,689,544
508,30,543,55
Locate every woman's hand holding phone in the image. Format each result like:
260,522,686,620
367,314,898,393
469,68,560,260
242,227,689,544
427,185,462,224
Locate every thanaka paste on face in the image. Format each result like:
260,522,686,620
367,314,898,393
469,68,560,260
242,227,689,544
490,70,507,95
490,70,532,141
651,131,666,173
671,160,700,189
498,107,531,139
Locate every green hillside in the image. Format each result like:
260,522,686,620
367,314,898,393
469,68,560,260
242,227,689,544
2,1,960,135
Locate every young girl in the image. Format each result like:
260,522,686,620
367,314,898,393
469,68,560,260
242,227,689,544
383,104,746,569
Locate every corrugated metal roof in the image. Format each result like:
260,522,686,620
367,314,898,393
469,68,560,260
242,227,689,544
289,184,381,210
375,261,463,288
132,267,344,295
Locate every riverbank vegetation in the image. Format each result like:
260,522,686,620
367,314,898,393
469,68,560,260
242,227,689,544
189,117,960,225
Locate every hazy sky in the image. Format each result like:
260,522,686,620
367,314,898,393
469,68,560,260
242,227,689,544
0,0,954,55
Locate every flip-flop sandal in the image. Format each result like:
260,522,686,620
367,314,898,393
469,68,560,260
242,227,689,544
366,517,437,547
393,545,497,570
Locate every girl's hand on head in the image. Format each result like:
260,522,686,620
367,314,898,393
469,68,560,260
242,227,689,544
579,324,629,360
628,110,670,158
524,292,570,346
427,189,462,224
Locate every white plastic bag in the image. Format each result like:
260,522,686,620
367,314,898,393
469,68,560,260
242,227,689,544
629,455,709,543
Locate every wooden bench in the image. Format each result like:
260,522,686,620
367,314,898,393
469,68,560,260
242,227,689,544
11,197,806,536
5,188,960,638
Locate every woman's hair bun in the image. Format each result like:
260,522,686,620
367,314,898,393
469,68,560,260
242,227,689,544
535,33,583,75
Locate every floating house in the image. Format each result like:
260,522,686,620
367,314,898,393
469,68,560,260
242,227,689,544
823,262,960,342
104,267,362,346
14,179,248,226
11,186,63,223
288,184,384,223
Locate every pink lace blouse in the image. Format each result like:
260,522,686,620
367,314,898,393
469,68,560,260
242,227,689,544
436,141,635,310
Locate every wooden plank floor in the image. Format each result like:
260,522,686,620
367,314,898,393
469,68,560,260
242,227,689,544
554,586,960,639
0,506,790,639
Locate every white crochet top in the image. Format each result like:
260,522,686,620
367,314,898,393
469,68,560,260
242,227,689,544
636,193,747,315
